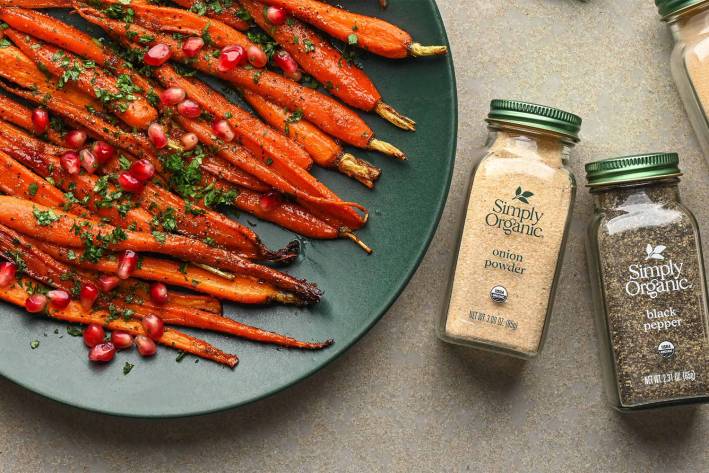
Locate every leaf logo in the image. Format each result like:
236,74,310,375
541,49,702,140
645,244,666,260
512,186,534,204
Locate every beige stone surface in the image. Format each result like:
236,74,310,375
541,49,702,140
0,1,707,471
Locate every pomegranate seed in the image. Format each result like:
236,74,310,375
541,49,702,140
177,99,201,118
160,87,186,106
111,331,133,350
147,122,168,149
91,141,115,164
247,45,268,68
46,289,71,309
212,119,235,142
80,283,99,310
218,45,247,72
89,342,116,363
117,250,138,280
65,130,87,149
135,335,157,356
24,294,47,313
142,314,165,340
143,43,172,66
79,149,98,174
182,36,204,57
128,159,155,182
0,261,17,288
149,282,169,305
31,108,49,134
60,152,81,175
259,191,281,212
266,6,287,25
180,132,198,150
98,274,121,293
118,172,144,193
274,50,301,80
83,323,105,347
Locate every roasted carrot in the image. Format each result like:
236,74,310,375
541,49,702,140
242,89,381,188
0,0,70,7
0,150,68,208
155,64,313,170
97,0,260,57
128,302,333,349
239,0,415,131
120,283,223,315
5,29,158,129
261,0,448,59
0,230,329,349
0,279,238,367
76,7,405,159
174,114,367,229
170,0,250,31
0,196,321,302
35,241,302,305
0,7,153,92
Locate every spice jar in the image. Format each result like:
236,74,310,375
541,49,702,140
585,153,709,410
656,0,709,162
438,100,581,358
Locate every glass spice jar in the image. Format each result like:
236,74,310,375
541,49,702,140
585,153,709,411
656,0,709,163
437,100,581,358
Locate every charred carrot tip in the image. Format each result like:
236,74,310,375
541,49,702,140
342,231,373,255
409,43,448,57
368,138,407,161
337,153,381,189
375,101,416,132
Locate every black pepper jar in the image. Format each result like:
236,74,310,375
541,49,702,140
585,153,709,411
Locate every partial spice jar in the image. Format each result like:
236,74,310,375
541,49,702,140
585,153,709,411
656,0,709,163
438,100,581,358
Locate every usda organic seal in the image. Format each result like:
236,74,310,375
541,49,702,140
490,285,508,303
658,341,675,359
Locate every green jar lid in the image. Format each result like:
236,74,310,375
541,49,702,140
486,99,582,142
655,0,708,19
585,153,682,187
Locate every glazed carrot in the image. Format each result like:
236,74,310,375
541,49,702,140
98,0,260,57
0,196,321,302
0,150,67,207
240,0,415,131
176,114,366,230
201,155,270,192
128,302,333,349
261,0,448,59
35,241,302,305
5,29,158,129
122,284,223,315
170,0,250,31
0,279,238,367
242,89,381,188
77,7,405,159
155,64,313,170
0,0,70,7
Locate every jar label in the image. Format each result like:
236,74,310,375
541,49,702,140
444,158,573,355
599,232,709,407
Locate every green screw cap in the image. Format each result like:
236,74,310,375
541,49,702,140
487,100,582,142
655,0,708,20
585,153,682,187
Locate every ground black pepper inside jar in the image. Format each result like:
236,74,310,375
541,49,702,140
585,153,709,410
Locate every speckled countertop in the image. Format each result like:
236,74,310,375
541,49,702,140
0,1,707,471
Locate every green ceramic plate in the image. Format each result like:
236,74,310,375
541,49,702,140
0,1,456,417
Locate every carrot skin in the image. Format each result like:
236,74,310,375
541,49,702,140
36,241,302,306
240,0,382,111
170,0,250,31
261,0,412,59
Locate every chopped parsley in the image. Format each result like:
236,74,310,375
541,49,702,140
30,340,40,350
27,183,39,197
33,207,60,226
123,362,134,375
